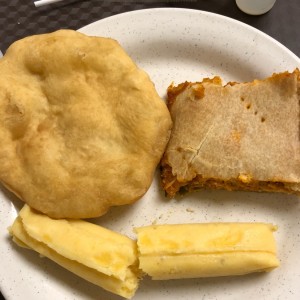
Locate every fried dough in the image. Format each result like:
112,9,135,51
0,30,172,218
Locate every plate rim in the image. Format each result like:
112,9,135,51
79,7,300,63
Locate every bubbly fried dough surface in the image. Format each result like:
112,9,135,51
0,30,172,218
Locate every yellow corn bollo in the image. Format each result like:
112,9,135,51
135,223,279,280
9,205,140,299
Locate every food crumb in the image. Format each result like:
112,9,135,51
186,208,194,213
151,219,157,225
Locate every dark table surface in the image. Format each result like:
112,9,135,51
0,0,300,57
0,0,299,299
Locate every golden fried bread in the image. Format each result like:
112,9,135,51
0,30,172,218
161,70,300,197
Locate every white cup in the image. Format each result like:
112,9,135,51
236,0,277,15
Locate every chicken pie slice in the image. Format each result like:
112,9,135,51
161,70,300,197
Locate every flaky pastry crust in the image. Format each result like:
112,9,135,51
161,70,300,197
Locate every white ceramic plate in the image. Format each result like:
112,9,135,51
1,8,300,300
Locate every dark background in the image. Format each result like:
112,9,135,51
0,0,299,299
